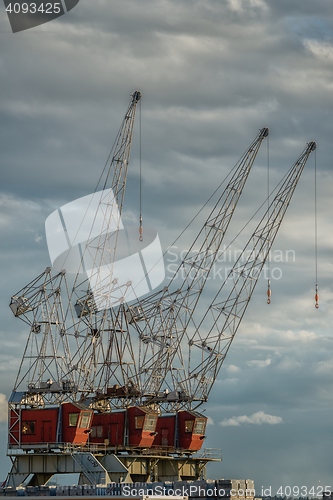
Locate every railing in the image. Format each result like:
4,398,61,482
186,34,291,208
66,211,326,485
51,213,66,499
8,442,222,460
198,448,222,460
142,445,177,456
7,442,107,455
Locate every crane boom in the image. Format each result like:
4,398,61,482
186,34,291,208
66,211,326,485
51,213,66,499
169,140,316,405
130,128,269,401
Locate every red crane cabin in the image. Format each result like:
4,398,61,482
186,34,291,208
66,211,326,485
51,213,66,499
9,407,59,447
90,411,125,447
61,402,93,444
127,407,158,448
152,414,176,449
177,411,207,451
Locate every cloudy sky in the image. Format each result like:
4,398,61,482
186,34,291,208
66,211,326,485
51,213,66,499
1,0,333,493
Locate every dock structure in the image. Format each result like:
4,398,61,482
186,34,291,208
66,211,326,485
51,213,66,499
6,447,222,488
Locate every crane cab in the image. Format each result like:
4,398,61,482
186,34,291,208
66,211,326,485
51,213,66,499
127,406,158,448
9,407,59,448
178,410,207,451
90,411,125,447
61,403,93,445
8,401,93,448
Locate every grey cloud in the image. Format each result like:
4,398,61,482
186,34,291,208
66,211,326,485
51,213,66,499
1,0,333,491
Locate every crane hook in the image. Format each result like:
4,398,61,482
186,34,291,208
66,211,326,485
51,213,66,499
315,283,319,309
139,214,143,241
267,279,271,305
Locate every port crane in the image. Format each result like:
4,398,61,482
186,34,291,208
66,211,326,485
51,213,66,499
134,140,316,406
9,90,143,407
6,91,315,486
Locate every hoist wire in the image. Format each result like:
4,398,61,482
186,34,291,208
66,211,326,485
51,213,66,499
315,148,318,282
139,97,142,216
267,133,270,265
314,148,319,308
139,98,143,241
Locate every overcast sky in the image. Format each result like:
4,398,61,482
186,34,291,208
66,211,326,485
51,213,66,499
1,0,333,493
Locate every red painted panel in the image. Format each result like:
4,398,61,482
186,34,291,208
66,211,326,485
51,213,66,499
9,408,58,445
152,415,176,448
90,411,125,446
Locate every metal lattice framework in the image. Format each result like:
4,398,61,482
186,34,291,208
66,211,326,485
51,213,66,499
10,91,143,409
9,90,316,416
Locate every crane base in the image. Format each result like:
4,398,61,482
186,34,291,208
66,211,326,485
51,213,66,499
6,450,221,487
